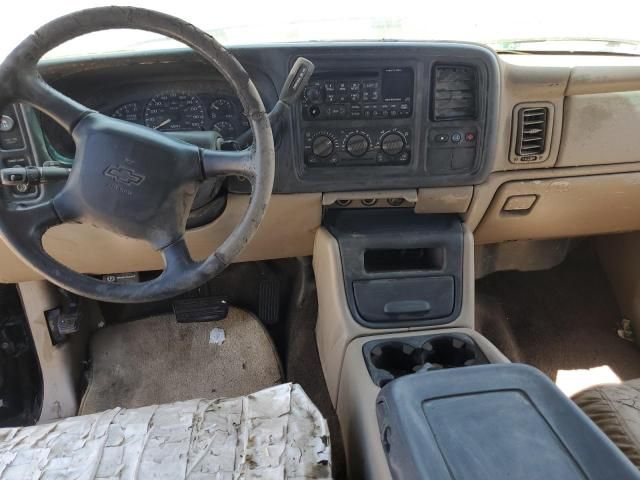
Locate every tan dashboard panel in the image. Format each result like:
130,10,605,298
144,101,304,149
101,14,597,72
474,173,640,244
557,92,640,167
0,193,321,283
491,56,569,172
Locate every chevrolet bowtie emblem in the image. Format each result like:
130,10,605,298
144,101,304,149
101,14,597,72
104,165,146,186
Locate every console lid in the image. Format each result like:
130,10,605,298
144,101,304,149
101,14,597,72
376,364,640,480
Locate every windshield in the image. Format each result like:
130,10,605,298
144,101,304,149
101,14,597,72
3,0,640,60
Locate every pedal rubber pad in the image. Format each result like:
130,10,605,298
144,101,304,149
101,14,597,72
172,297,229,323
259,279,280,325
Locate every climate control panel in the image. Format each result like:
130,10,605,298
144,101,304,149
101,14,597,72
304,128,411,167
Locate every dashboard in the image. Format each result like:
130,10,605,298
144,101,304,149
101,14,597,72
4,41,640,283
33,43,499,194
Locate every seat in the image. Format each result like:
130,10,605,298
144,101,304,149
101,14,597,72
0,383,331,479
574,379,640,469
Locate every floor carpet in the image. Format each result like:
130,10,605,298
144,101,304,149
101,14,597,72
80,307,282,414
476,244,640,384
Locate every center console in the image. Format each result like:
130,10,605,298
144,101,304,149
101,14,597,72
288,43,500,193
302,67,414,167
377,364,640,479
312,205,638,479
325,208,463,328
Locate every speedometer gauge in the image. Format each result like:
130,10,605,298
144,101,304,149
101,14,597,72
144,92,205,131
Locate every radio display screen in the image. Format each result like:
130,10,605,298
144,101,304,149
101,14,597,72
381,68,414,103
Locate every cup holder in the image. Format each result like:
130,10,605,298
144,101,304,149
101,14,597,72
364,334,488,386
422,335,478,369
370,342,424,379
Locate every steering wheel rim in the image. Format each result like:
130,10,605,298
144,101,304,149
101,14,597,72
0,7,275,303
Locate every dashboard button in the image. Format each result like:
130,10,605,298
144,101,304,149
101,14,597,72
0,115,15,132
465,132,476,142
324,81,335,92
451,132,463,143
434,133,449,143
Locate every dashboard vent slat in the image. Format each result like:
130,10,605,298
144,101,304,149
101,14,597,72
431,65,477,121
516,107,548,156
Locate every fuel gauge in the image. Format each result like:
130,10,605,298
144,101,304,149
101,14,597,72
210,98,234,120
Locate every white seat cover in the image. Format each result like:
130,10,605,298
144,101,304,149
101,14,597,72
0,383,331,479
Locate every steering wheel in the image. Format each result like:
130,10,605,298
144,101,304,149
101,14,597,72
0,7,275,303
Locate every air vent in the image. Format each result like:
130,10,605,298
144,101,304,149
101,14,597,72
432,65,477,120
516,107,548,156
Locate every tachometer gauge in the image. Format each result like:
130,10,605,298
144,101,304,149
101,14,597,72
112,102,141,123
209,98,234,120
144,92,205,131
212,121,236,138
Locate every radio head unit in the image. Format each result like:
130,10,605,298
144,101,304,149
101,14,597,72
302,67,414,121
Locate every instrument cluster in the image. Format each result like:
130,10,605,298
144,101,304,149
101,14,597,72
109,91,250,138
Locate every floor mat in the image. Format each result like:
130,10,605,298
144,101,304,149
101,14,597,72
476,244,640,386
80,308,282,415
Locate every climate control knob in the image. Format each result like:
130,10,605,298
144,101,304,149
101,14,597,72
381,132,406,156
312,135,335,158
346,133,370,157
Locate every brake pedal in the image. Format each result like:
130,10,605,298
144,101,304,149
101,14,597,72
172,297,228,323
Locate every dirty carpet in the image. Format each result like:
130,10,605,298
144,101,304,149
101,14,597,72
80,308,283,414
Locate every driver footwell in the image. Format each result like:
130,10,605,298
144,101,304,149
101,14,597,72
79,307,283,415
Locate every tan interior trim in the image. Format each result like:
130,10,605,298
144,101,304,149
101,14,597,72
597,232,640,347
414,186,473,213
0,193,321,283
474,172,640,244
313,224,476,405
464,162,640,232
491,56,568,172
557,91,640,167
18,281,82,422
337,329,509,480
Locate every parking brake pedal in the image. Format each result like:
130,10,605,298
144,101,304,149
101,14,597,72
45,290,80,345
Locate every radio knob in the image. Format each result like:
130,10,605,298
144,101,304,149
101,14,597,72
312,135,335,158
381,132,406,156
346,133,369,157
304,85,323,104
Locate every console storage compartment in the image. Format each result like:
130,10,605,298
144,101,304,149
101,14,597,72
325,209,463,328
376,364,640,480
